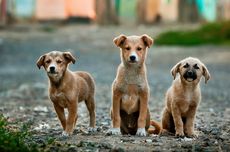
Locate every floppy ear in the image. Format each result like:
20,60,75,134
170,61,181,80
36,54,46,69
63,52,76,64
141,34,153,48
202,64,211,84
113,34,127,47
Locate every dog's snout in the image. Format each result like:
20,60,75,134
50,66,55,72
187,71,193,76
130,56,136,61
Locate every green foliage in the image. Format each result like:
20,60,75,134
0,114,38,152
155,22,230,46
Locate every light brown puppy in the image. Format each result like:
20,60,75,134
161,57,211,137
108,34,160,136
36,51,96,136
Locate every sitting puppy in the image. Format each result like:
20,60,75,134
161,57,211,137
36,51,96,136
108,34,160,136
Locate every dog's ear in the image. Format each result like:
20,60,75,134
36,54,46,69
202,64,211,84
141,34,153,48
113,34,127,47
63,52,76,64
170,61,181,80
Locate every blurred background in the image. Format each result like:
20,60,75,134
0,0,230,151
0,0,230,25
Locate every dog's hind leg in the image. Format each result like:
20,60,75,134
162,108,175,134
85,96,96,128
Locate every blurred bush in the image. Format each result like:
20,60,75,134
0,114,38,152
155,21,230,46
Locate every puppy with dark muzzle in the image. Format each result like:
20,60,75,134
161,57,211,137
36,51,96,136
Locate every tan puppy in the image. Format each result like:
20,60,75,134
108,34,160,136
36,51,96,136
161,57,211,137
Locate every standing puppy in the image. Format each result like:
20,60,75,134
162,57,211,137
36,51,96,136
108,34,160,136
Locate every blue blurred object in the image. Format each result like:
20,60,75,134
15,0,35,18
196,0,217,22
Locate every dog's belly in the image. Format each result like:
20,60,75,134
121,94,139,114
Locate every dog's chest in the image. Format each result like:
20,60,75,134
180,91,198,114
50,91,68,108
121,85,139,114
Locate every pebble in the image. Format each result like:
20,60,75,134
145,139,152,143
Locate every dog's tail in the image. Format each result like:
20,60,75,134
148,120,161,134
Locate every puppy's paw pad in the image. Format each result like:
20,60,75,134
106,128,121,135
88,127,97,133
136,128,146,136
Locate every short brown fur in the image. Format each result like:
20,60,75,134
161,57,210,137
108,34,160,136
37,51,96,136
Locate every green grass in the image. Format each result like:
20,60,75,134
155,22,230,46
0,114,38,152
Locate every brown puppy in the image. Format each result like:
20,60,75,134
161,57,211,137
36,51,96,136
108,34,160,136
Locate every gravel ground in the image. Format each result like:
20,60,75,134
0,24,229,151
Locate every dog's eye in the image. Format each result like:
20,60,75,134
45,60,51,64
194,64,199,69
137,47,142,51
125,47,130,51
183,63,189,68
57,60,62,64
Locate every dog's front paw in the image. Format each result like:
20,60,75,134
176,131,185,137
62,131,71,137
106,128,121,135
136,128,146,136
88,127,97,133
186,132,198,138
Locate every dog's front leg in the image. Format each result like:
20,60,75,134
172,102,184,137
64,102,77,136
108,89,121,135
136,91,148,136
53,104,66,131
184,106,197,137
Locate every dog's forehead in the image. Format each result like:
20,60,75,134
183,57,201,65
125,36,143,44
46,51,64,59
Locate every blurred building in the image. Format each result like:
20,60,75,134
0,0,230,25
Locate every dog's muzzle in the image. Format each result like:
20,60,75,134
183,70,197,82
48,65,58,74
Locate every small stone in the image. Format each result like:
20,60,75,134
34,106,48,113
145,139,152,143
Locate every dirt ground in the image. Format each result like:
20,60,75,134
0,24,229,152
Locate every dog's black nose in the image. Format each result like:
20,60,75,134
130,56,136,61
50,66,55,72
187,71,193,76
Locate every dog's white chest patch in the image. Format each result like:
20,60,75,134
121,94,139,114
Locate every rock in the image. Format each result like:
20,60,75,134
145,139,152,143
34,123,50,131
67,145,78,152
34,106,48,112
